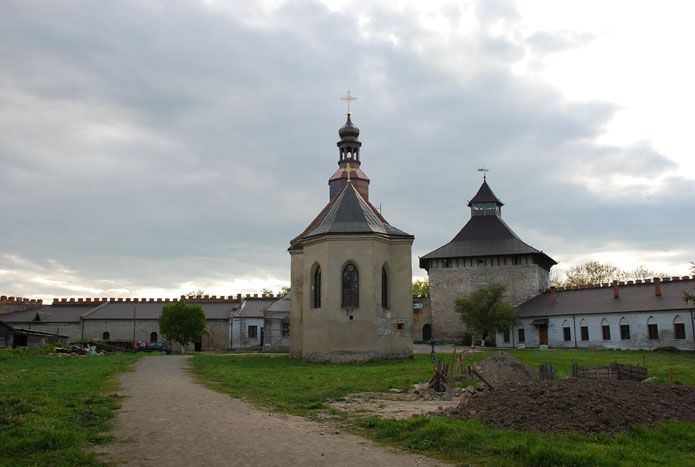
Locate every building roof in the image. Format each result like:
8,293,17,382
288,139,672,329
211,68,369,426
420,215,556,268
0,322,70,338
84,300,239,320
467,180,503,207
234,298,277,318
0,305,92,323
290,182,412,249
518,277,695,318
264,296,290,318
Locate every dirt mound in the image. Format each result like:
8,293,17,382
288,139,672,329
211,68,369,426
452,378,695,433
476,352,537,387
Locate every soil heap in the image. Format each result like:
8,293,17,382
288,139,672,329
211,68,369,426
476,351,537,387
452,378,695,434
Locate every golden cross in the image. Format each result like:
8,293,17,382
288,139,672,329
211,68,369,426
340,90,357,115
345,162,354,182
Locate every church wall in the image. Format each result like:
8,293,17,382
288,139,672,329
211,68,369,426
289,250,304,358
294,235,413,362
428,258,549,342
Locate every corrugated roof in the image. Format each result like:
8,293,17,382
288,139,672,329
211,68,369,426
420,215,556,268
0,305,92,323
234,298,277,318
291,182,412,249
84,301,238,320
518,278,695,318
467,180,503,207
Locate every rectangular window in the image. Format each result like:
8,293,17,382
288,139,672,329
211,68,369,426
602,325,611,340
674,323,686,339
620,324,630,340
563,327,571,341
281,322,290,337
518,328,525,343
503,329,510,343
248,325,258,339
580,326,589,341
648,323,658,340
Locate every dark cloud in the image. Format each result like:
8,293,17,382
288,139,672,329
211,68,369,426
0,0,692,297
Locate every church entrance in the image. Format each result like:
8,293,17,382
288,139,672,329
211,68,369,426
539,325,548,346
422,324,432,342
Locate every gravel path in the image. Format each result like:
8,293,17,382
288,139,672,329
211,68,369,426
98,355,445,466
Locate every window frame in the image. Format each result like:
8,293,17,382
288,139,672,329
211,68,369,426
341,262,359,308
248,325,258,339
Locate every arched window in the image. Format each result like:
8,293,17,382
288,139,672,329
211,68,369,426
562,319,572,341
102,331,110,341
673,315,686,339
381,266,388,308
647,316,658,340
619,317,630,340
312,264,321,309
601,318,611,340
579,319,589,341
342,263,359,308
150,331,158,342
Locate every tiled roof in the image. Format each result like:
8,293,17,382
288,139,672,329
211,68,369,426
290,182,412,249
467,180,503,206
84,300,239,320
420,215,556,268
0,305,92,323
518,277,695,318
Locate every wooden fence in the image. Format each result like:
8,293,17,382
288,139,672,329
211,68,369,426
571,362,647,382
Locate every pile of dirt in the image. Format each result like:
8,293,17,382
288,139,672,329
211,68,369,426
475,352,537,387
452,378,695,433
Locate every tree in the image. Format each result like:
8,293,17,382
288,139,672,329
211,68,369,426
563,261,620,287
686,261,695,304
277,286,290,297
186,289,206,298
619,265,668,281
412,279,430,297
454,284,518,347
261,288,274,297
159,301,206,353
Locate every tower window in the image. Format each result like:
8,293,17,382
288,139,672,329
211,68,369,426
342,263,359,308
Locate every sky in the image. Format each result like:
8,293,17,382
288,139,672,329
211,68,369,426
1,0,693,300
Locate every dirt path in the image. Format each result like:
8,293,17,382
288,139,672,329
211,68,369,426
98,356,446,466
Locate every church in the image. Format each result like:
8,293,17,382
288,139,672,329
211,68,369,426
287,111,415,362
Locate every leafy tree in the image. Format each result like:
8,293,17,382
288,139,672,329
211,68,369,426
564,261,620,287
620,265,668,281
186,289,206,298
261,288,274,297
455,284,518,348
686,261,695,304
159,300,206,353
277,286,290,297
412,279,430,297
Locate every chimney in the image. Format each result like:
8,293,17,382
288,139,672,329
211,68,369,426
612,280,619,299
237,294,242,301
549,288,557,303
654,277,662,296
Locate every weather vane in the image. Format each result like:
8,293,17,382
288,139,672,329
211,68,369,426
477,165,489,180
340,90,357,115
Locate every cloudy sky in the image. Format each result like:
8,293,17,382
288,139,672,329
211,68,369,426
1,0,693,299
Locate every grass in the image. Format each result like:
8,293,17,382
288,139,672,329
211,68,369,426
192,349,695,466
0,348,140,466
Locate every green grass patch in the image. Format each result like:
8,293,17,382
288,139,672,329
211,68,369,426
0,349,140,466
192,349,695,466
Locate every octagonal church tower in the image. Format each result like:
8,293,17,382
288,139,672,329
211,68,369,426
288,113,414,362
420,178,556,341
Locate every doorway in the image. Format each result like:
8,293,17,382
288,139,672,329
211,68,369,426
260,328,265,347
13,334,28,348
422,324,432,342
539,324,548,346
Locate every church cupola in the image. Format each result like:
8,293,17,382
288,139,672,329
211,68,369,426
329,112,370,201
467,178,503,217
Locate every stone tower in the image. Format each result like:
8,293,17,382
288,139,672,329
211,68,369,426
420,179,556,341
288,113,414,362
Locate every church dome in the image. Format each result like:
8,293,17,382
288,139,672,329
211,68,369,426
339,114,360,139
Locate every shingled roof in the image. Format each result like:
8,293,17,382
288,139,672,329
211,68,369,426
518,277,695,318
290,181,412,250
467,180,503,206
420,215,556,269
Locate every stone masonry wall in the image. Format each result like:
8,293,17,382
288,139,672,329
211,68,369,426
429,259,549,342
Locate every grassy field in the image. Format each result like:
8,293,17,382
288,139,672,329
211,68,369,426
0,349,140,466
192,349,695,466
